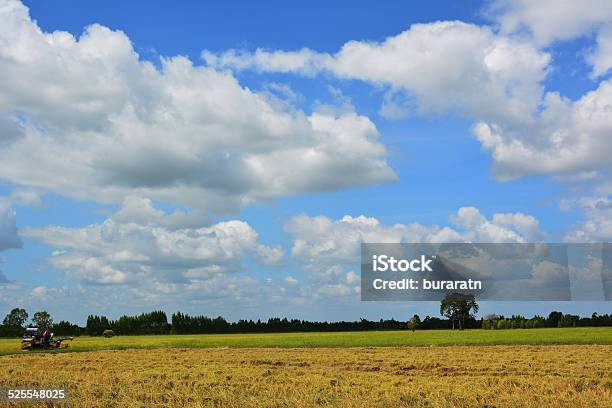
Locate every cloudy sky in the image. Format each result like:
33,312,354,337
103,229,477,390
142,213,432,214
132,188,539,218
1,0,611,323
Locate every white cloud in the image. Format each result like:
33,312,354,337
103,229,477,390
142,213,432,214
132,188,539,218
488,1,612,78
205,21,549,126
202,48,331,76
588,24,612,77
474,81,612,180
285,214,460,266
285,207,542,268
345,271,360,285
565,196,612,242
0,1,394,214
23,196,283,284
315,283,357,299
284,275,298,285
488,0,612,46
204,17,612,182
454,207,543,242
30,286,48,298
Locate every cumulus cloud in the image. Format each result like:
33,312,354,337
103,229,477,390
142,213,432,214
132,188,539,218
474,81,612,180
565,196,612,242
204,16,612,182
285,214,457,266
285,207,542,268
588,25,612,77
23,196,283,285
488,1,612,78
0,1,394,214
284,209,555,300
487,0,612,46
205,21,549,126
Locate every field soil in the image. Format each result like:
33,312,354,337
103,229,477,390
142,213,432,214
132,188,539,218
1,345,610,407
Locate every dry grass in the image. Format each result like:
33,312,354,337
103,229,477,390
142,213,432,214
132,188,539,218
1,345,610,407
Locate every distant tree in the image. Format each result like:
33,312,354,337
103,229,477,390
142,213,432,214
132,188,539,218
483,314,499,329
86,315,111,336
1,308,29,336
547,311,563,327
407,314,420,332
32,311,53,330
53,320,82,336
3,308,28,329
440,293,479,330
531,315,546,328
560,314,579,328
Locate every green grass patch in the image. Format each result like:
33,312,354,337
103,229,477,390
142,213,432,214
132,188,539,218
1,327,611,356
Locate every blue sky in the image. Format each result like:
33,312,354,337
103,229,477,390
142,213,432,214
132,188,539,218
0,0,611,324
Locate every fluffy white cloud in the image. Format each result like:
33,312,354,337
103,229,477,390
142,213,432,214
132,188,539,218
474,80,612,180
285,207,542,267
588,25,612,77
283,207,543,299
204,17,612,182
488,0,612,46
565,197,612,242
23,196,283,284
205,21,549,125
489,1,612,78
454,207,543,242
0,1,394,214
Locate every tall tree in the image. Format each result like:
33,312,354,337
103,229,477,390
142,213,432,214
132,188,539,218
407,314,420,332
2,308,28,329
32,311,53,330
440,293,479,330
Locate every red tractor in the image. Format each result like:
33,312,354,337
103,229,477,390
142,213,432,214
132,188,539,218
21,327,73,351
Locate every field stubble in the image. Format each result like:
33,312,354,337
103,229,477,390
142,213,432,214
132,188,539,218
0,344,610,407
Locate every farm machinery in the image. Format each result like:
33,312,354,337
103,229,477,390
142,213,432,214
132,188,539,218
21,327,73,351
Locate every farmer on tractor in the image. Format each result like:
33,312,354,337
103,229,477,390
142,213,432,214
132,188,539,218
21,327,73,351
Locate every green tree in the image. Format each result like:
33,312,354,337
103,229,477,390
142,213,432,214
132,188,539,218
440,293,479,330
32,311,53,330
2,308,28,329
407,314,420,332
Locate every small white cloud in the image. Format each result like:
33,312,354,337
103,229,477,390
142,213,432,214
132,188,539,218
30,286,47,298
345,271,359,285
284,276,298,285
256,244,283,266
487,0,612,46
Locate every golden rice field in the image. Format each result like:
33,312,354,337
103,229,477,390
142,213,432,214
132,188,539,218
1,344,611,407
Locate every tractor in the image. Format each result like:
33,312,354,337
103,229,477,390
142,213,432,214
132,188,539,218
21,327,73,351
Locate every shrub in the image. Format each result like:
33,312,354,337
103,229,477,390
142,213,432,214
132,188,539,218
102,329,115,338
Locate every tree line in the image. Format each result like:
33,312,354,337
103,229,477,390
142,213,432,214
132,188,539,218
1,307,610,337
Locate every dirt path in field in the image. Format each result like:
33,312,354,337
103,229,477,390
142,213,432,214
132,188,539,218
1,345,611,407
